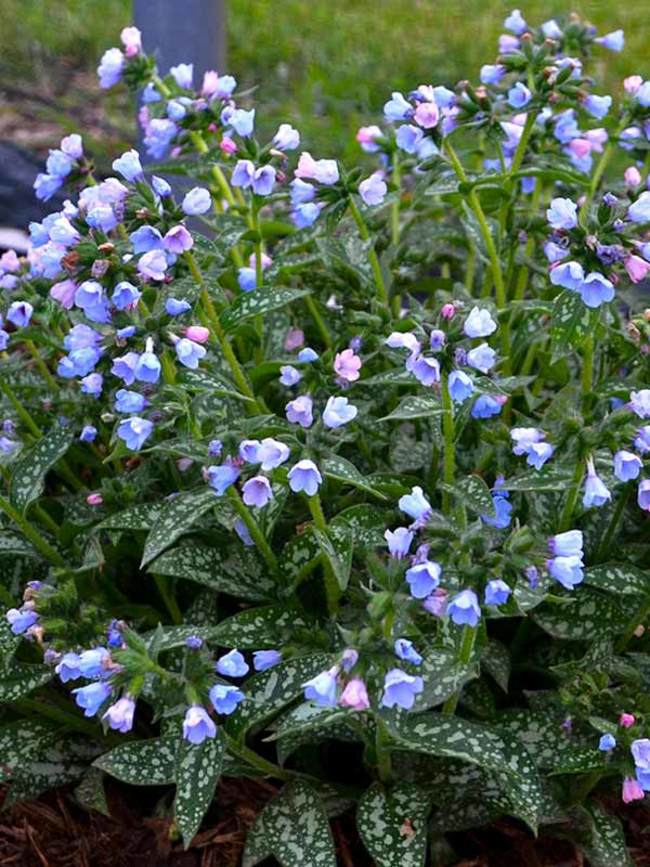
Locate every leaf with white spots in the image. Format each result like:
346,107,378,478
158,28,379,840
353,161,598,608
579,802,634,867
412,648,478,711
210,604,311,649
551,290,599,358
0,662,51,702
97,502,163,531
0,720,58,784
357,783,430,867
140,489,222,566
456,474,495,518
503,468,575,492
313,526,353,591
379,395,443,422
142,624,222,652
533,589,624,640
482,640,510,692
94,737,177,785
174,729,224,847
244,780,336,867
221,287,311,332
9,425,74,513
584,564,650,596
0,531,40,559
321,456,388,500
272,704,356,764
150,544,275,600
331,505,386,547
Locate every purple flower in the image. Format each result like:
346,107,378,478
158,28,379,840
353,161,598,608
595,30,624,52
359,173,387,206
384,92,412,121
216,649,249,678
7,301,33,328
80,373,103,397
273,123,300,151
630,390,650,419
484,579,511,606
614,450,642,482
333,348,362,382
286,395,314,428
448,589,481,626
341,648,359,672
480,64,506,85
209,684,245,715
134,350,161,384
599,733,616,751
103,696,135,732
396,124,424,154
411,355,440,386
504,8,527,34
182,187,211,216
164,225,193,254
549,530,583,558
97,48,124,88
230,109,255,137
170,62,193,89
166,297,192,316
279,365,302,387
638,480,650,512
584,94,612,119
323,396,357,429
583,459,612,508
303,666,339,707
508,82,532,109
627,192,650,223
206,462,240,496
73,682,112,717
405,560,441,598
384,527,414,559
399,486,432,523
288,459,322,496
252,166,276,196
182,705,217,744
137,249,167,281
394,638,423,666
144,118,177,159
463,306,497,338
548,555,584,589
380,669,423,709
6,607,38,635
112,281,141,311
547,197,578,230
117,417,153,451
253,650,282,671
257,438,290,471
242,476,273,508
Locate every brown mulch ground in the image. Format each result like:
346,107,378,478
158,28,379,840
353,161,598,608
1,779,650,867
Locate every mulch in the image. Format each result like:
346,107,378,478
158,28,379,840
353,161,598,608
1,779,650,867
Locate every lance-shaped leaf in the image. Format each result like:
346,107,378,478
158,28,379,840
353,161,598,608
0,662,51,702
273,704,356,764
482,640,510,692
0,720,58,784
0,530,40,559
331,504,386,547
357,783,430,867
380,395,443,422
313,526,353,591
412,648,478,711
221,287,310,332
584,563,650,597
94,737,177,785
550,290,599,358
243,780,336,867
9,425,73,513
321,455,388,500
175,730,225,847
140,488,221,566
503,468,575,492
579,803,634,867
533,589,624,640
97,502,163,531
150,544,275,600
455,474,495,518
210,604,311,649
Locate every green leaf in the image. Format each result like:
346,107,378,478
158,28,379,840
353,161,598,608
0,530,40,559
503,468,575,492
175,731,224,847
379,395,442,422
321,455,388,500
584,564,650,596
210,604,311,649
331,505,386,547
227,653,334,737
413,648,478,710
533,589,624,640
9,425,74,513
457,474,495,518
357,783,430,867
386,712,543,832
140,489,220,566
550,290,599,358
580,803,634,867
0,663,51,702
221,287,310,332
313,526,353,591
94,737,177,785
494,710,593,770
150,544,274,600
97,502,163,531
0,720,58,784
243,780,336,867
273,704,355,764
482,640,510,692
142,624,221,652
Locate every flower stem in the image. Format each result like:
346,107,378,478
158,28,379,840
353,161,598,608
581,332,595,414
559,459,585,532
25,340,58,392
374,717,393,784
390,154,401,247
441,625,477,715
440,372,455,516
348,196,389,310
153,574,183,624
227,487,278,574
308,494,341,615
0,493,64,566
303,295,332,349
0,372,42,438
595,490,629,563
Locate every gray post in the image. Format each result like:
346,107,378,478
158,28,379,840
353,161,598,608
134,0,226,87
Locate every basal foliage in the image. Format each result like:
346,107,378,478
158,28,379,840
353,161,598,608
1,9,650,864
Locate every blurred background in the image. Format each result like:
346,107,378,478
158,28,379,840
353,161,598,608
0,0,644,229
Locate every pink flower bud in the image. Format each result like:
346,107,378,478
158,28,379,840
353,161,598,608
284,328,305,351
185,325,210,344
625,255,650,284
177,458,194,472
86,493,103,506
625,166,642,187
624,75,643,95
339,678,370,711
220,136,237,155
619,712,636,728
568,138,591,159
248,252,272,270
440,303,455,320
622,777,645,803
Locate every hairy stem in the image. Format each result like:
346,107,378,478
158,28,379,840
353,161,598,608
348,196,389,310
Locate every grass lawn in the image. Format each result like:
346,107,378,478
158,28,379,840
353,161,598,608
0,0,646,159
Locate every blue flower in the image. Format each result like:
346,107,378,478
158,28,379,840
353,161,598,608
394,638,423,666
252,166,276,196
614,450,642,482
380,668,423,710
384,527,414,559
323,396,357,429
578,272,615,308
78,646,109,678
384,91,412,121
97,47,124,89
112,149,144,182
273,124,300,151
80,373,103,397
182,705,217,744
279,365,302,387
448,589,481,626
33,173,63,202
134,351,161,384
466,343,496,373
297,347,319,363
80,425,98,442
471,394,505,419
627,192,650,223
595,30,624,52
170,62,193,89
175,338,206,370
215,649,249,678
230,108,255,137
144,119,177,159
504,8,527,35
55,651,82,682
508,82,532,109
398,486,432,523
448,370,474,404
117,417,153,451
288,459,322,496
548,555,584,589
46,149,73,178
152,175,171,197
292,202,322,228
237,267,257,292
482,486,513,531
111,281,141,311
359,173,387,206
599,733,616,751
550,260,584,292
206,463,240,496
480,64,505,85
463,306,497,338
242,476,273,508
209,684,245,715
114,390,147,414
73,682,112,717
286,395,313,428
548,530,583,558
484,579,511,606
182,187,211,216
6,607,38,635
7,301,33,328
583,459,612,508
166,297,191,316
303,666,339,707
129,226,164,254
103,696,136,732
411,355,440,386
253,650,282,671
405,560,441,599
395,124,423,154
546,197,578,230
583,94,612,119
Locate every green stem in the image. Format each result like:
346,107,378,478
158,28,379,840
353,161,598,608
616,596,650,653
374,717,393,784
509,111,536,177
559,460,585,532
0,494,64,565
581,332,595,414
348,196,389,310
25,340,58,392
0,372,42,437
441,625,477,715
307,494,341,615
224,734,296,781
441,371,455,517
227,488,278,574
390,154,401,247
154,574,183,624
595,490,629,563
444,140,511,370
303,295,332,349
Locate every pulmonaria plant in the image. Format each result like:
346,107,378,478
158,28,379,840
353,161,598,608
1,10,650,863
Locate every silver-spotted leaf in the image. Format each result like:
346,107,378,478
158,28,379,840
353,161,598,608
9,425,74,513
175,730,224,847
357,783,430,867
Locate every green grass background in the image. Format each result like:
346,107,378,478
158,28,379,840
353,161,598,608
0,0,646,157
